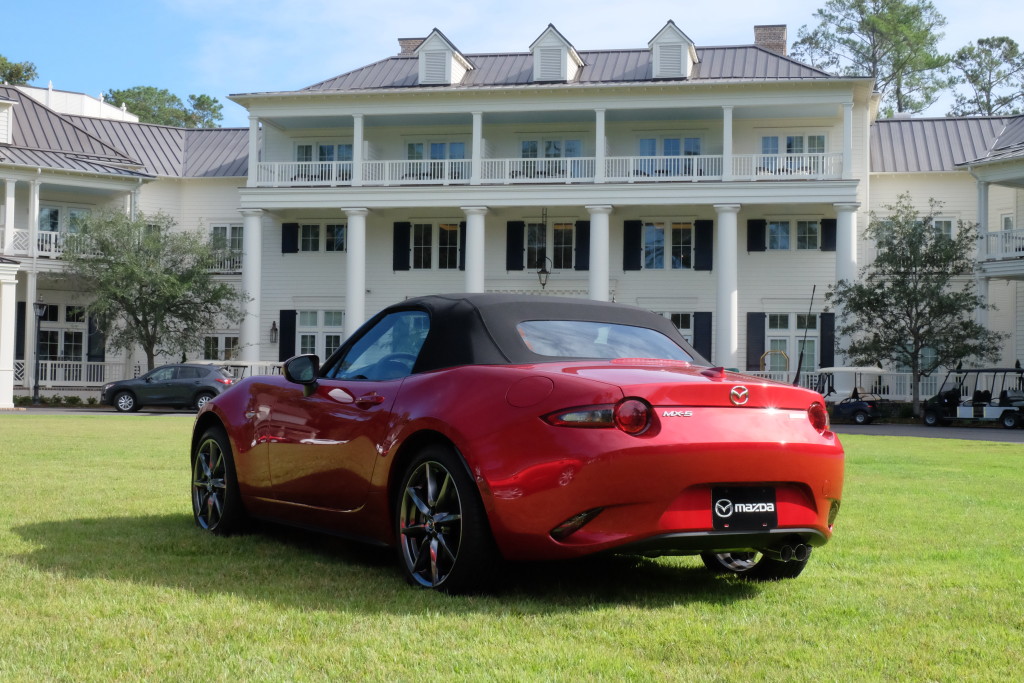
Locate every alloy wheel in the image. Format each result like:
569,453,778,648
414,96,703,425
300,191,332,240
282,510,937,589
192,436,227,530
398,460,464,588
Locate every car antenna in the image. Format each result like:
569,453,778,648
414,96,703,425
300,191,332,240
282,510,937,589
792,285,816,388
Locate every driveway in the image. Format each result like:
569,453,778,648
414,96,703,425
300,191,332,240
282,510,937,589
831,422,1024,443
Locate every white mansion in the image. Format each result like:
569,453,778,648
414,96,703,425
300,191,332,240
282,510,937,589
2,21,1023,408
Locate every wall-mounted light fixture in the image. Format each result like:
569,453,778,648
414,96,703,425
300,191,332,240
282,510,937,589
269,321,279,344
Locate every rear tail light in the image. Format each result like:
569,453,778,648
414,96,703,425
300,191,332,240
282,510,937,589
215,377,234,385
545,398,652,435
808,401,830,433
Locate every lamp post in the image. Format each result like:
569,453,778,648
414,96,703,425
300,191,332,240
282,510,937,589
537,257,552,290
32,302,46,405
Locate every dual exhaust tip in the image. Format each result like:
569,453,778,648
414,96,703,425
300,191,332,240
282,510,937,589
763,543,810,562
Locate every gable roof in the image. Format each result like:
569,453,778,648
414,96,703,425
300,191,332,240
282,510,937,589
297,45,834,94
66,115,249,178
870,116,1013,173
0,85,247,179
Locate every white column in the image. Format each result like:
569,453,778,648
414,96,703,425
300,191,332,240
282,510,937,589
238,209,263,362
721,106,733,182
247,116,260,187
714,204,741,369
28,180,40,258
834,203,860,284
352,115,364,187
842,102,854,180
471,112,483,185
461,206,488,292
0,262,19,409
586,205,612,301
129,183,141,220
594,109,606,183
24,270,37,395
344,208,368,338
2,179,16,254
976,180,990,234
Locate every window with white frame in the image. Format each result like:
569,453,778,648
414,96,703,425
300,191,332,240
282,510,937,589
765,313,818,372
297,223,347,253
761,134,826,172
203,335,239,360
768,220,820,251
297,310,345,358
933,217,954,240
643,221,693,269
525,220,576,270
36,304,87,363
638,136,701,175
411,222,460,270
1001,214,1014,231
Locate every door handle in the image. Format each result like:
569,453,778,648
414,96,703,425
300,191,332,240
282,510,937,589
355,392,385,408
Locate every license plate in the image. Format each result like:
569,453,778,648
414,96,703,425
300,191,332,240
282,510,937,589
712,486,778,530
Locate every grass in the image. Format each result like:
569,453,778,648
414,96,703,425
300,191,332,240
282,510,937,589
1,414,1021,681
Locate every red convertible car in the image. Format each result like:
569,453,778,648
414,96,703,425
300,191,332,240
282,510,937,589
191,294,843,593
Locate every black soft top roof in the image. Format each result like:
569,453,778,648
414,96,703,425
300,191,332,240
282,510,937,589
371,293,705,373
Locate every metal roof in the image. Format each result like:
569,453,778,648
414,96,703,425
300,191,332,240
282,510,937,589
66,116,249,178
870,117,1012,173
1,86,137,164
299,45,835,94
0,84,248,180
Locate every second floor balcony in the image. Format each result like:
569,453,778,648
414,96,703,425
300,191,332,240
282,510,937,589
254,152,846,188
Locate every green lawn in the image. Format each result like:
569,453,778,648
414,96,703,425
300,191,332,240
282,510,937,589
1,414,1021,681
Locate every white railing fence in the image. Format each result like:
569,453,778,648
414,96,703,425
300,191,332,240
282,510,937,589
983,228,1024,260
747,371,940,403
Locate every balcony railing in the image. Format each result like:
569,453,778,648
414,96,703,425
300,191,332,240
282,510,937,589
253,152,845,188
15,360,123,387
982,228,1024,261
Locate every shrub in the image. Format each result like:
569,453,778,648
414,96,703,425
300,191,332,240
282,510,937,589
86,397,98,406
65,395,83,406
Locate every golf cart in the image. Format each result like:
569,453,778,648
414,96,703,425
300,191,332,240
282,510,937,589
816,366,894,425
922,367,1024,429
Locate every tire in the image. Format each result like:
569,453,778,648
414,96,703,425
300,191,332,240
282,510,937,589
114,391,139,413
700,549,812,581
923,409,942,427
395,445,496,594
194,392,215,411
1000,411,1020,429
191,427,246,535
853,410,870,425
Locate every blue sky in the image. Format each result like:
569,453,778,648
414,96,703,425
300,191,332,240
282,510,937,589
3,0,1020,127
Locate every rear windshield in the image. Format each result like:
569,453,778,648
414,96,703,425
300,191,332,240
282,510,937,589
516,320,693,361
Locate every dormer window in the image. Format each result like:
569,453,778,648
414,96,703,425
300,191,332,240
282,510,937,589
649,20,698,79
415,29,474,86
530,24,584,82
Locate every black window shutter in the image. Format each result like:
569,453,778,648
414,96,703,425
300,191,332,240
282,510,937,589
281,223,299,254
574,220,590,271
393,222,411,271
623,220,642,271
820,312,836,368
693,312,712,362
820,219,837,252
746,312,766,371
747,219,767,252
278,310,297,362
15,301,25,361
87,316,106,362
506,221,525,271
458,221,467,271
694,220,714,271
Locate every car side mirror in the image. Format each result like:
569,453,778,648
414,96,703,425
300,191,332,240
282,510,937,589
284,355,320,396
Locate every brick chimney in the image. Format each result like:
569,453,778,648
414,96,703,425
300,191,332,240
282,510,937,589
754,25,787,56
398,38,426,55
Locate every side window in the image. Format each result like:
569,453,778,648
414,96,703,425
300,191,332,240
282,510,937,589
150,367,175,381
326,311,430,381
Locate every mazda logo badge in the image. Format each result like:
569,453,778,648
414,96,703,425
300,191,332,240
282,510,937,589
715,500,733,518
730,386,750,406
